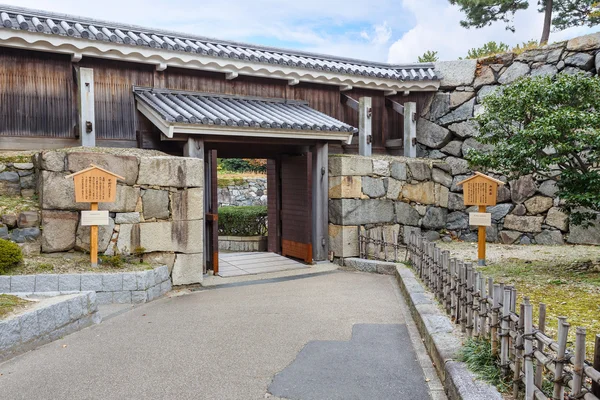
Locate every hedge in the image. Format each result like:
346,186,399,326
218,206,268,236
0,238,23,274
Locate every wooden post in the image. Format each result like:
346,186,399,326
478,205,486,266
311,142,328,261
491,283,501,356
593,334,600,397
77,67,95,147
553,317,569,400
90,202,98,267
514,303,525,399
523,297,534,400
535,304,546,389
358,97,372,156
572,327,587,399
501,288,511,376
403,101,417,158
466,264,474,338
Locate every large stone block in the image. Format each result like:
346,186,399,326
434,60,477,88
400,181,436,205
67,152,139,185
448,121,477,138
114,223,135,254
428,93,450,121
450,91,475,109
328,224,359,258
432,168,452,188
503,215,543,233
390,161,407,181
172,220,203,253
535,230,564,245
11,275,35,292
462,137,494,155
395,202,420,226
137,157,203,188
437,99,475,126
76,217,115,253
407,161,431,181
143,252,176,274
40,171,86,210
416,118,452,149
386,178,403,200
39,151,66,171
35,274,59,292
361,177,386,198
545,207,569,232
435,184,449,208
500,230,521,244
114,212,140,224
538,180,558,197
422,207,448,230
474,65,496,89
328,156,373,176
441,140,462,157
171,188,204,220
99,185,140,213
488,203,513,222
172,253,203,285
41,210,78,252
142,189,170,219
17,211,39,228
498,62,530,84
0,171,22,196
448,193,466,211
510,176,537,203
524,196,553,215
328,199,395,225
138,222,173,252
445,157,470,176
446,211,468,231
372,159,390,177
566,32,600,51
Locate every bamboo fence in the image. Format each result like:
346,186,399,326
358,228,600,400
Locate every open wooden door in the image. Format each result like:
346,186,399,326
280,153,313,264
206,150,219,274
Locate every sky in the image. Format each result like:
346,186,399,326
5,0,600,64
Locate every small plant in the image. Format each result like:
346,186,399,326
35,263,54,273
99,254,125,269
459,337,510,393
0,294,30,319
0,238,23,274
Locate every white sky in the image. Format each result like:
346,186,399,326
4,0,599,63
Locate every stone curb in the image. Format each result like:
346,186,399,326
0,291,101,363
0,265,172,305
394,264,502,400
343,258,397,275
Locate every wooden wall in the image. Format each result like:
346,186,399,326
0,47,435,153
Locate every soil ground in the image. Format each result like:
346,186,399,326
437,242,600,358
0,294,34,320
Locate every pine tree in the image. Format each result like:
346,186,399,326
417,50,439,63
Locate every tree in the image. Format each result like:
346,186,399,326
418,50,439,63
465,73,600,226
449,0,600,45
465,41,510,58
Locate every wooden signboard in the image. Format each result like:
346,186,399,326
457,172,505,266
66,165,124,267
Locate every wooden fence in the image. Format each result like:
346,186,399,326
357,226,407,262
362,229,600,400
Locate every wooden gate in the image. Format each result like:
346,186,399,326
206,150,219,274
280,153,313,264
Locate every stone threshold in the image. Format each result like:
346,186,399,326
0,291,100,363
0,265,171,305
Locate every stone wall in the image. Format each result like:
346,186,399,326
412,32,600,245
33,149,204,285
218,177,267,207
328,155,451,260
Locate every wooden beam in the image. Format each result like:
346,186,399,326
311,142,328,261
386,98,404,116
77,67,95,147
358,97,372,156
183,136,204,159
341,93,359,111
403,101,417,158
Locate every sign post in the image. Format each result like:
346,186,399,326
457,172,505,266
66,164,124,267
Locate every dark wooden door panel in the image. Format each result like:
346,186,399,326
280,153,312,263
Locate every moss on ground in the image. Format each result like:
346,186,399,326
0,154,33,164
6,254,154,276
0,195,39,215
0,294,31,319
478,258,600,358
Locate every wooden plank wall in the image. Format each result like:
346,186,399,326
0,47,435,154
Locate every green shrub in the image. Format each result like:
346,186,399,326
218,206,268,236
99,254,125,269
459,337,510,393
0,239,23,274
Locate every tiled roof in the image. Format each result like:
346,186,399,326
0,5,437,82
134,87,358,133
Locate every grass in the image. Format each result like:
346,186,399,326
0,195,39,215
217,171,266,188
459,337,511,393
0,294,32,319
478,258,600,359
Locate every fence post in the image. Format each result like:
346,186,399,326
459,262,467,332
479,274,487,338
535,304,546,389
514,303,525,398
450,259,457,322
594,334,600,397
473,271,480,337
491,283,500,356
466,264,474,338
572,327,587,399
501,288,511,377
553,317,569,400
523,297,534,400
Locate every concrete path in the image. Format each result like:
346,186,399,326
218,252,308,277
0,270,442,400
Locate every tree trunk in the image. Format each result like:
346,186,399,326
540,0,553,45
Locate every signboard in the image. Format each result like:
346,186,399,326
73,168,117,203
469,212,492,227
81,210,110,226
462,177,498,206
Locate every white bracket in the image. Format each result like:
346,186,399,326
225,71,238,80
71,53,82,62
339,84,353,92
384,90,397,96
156,63,167,71
288,78,300,86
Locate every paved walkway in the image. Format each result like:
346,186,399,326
218,252,308,277
0,271,443,400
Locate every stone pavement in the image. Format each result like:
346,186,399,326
0,270,442,399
